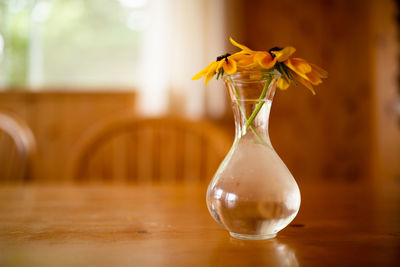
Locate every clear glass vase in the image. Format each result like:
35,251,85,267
206,68,301,240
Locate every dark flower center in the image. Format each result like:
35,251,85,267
268,47,282,58
216,53,231,62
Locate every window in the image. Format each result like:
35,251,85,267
2,0,147,88
0,0,228,117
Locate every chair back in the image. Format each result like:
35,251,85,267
69,116,232,183
0,112,36,182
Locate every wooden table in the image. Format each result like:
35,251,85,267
0,182,399,266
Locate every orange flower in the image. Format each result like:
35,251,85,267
270,46,296,62
192,37,327,93
192,53,238,84
229,37,277,69
278,57,328,94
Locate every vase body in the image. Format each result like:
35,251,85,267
206,69,301,240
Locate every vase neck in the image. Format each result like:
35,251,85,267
231,99,273,142
223,69,280,145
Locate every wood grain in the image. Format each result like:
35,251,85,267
0,182,398,266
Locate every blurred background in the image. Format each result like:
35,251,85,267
0,0,399,184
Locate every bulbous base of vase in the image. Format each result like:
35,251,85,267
230,232,277,240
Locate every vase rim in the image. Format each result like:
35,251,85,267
223,68,281,83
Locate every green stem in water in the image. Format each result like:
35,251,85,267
245,76,272,130
229,77,270,146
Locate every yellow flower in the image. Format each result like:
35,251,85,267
278,57,328,94
229,38,327,94
270,46,296,62
192,53,238,84
229,53,255,68
192,37,327,93
230,37,277,69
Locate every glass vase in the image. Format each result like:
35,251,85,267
206,68,301,240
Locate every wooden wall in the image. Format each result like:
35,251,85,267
228,0,400,182
370,0,400,183
0,91,136,182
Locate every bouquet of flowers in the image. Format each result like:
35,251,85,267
193,37,327,94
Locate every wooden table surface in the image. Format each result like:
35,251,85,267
0,182,399,266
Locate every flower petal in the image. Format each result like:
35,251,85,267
192,62,214,80
229,37,253,53
271,46,296,62
286,59,324,86
222,58,237,74
293,73,316,95
204,61,218,84
310,63,328,78
254,52,277,69
231,53,256,68
306,70,322,85
285,58,312,74
277,78,290,90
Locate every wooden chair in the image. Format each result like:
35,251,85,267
0,111,36,182
68,116,232,183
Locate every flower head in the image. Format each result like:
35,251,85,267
192,53,239,84
192,37,327,94
276,58,328,94
230,37,277,69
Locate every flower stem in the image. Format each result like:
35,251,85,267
244,76,272,130
229,77,269,146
